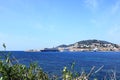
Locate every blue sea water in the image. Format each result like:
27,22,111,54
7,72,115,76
1,51,120,79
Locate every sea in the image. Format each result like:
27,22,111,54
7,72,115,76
1,51,120,79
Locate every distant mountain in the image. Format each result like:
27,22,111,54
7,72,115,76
57,39,120,51
57,39,116,47
57,44,68,48
75,39,113,45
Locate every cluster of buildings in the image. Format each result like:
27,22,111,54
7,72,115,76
58,43,120,52
26,40,120,52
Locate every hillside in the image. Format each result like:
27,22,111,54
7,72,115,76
57,39,120,51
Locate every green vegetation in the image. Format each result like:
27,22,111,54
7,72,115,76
0,52,49,80
0,44,118,80
0,44,49,80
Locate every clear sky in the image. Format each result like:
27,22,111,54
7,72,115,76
0,0,120,50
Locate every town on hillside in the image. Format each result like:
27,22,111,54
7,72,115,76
26,39,120,52
57,39,120,52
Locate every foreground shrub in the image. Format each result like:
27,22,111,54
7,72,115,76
0,52,48,80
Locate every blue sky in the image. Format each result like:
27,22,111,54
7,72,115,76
0,0,120,50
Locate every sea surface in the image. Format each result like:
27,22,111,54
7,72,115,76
1,51,120,79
